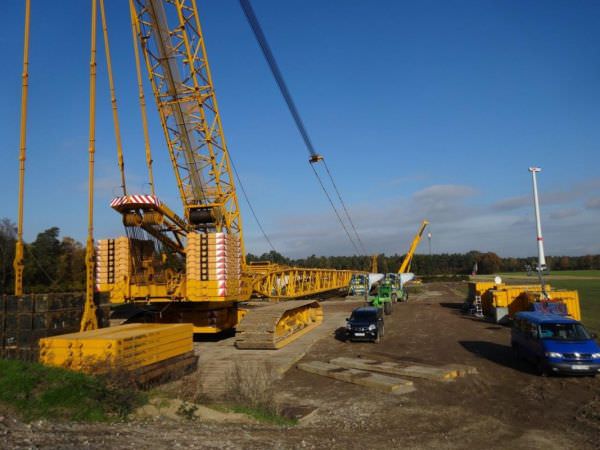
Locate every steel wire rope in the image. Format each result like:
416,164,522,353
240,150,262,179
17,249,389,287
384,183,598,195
322,159,366,254
239,0,366,254
310,164,361,254
24,246,57,286
229,156,278,254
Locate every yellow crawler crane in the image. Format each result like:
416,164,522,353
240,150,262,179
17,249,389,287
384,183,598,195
94,0,356,348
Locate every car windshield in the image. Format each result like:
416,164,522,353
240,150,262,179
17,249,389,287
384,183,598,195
539,323,591,341
351,311,376,321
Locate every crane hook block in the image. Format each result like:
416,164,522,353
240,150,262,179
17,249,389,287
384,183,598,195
309,154,324,164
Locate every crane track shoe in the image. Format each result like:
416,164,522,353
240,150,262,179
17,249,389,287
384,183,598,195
235,300,323,349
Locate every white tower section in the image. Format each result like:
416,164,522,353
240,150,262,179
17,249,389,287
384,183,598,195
528,167,547,271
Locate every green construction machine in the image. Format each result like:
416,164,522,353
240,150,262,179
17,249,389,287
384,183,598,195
368,274,408,315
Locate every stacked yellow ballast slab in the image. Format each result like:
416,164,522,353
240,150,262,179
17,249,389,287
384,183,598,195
96,236,130,286
186,232,241,300
39,323,193,372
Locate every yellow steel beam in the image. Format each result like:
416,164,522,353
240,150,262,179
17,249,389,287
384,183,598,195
13,0,31,297
81,0,99,332
99,0,127,196
128,0,155,195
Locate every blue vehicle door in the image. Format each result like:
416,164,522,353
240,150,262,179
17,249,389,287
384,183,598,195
522,321,544,362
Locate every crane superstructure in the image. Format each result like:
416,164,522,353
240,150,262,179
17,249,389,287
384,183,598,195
95,0,356,346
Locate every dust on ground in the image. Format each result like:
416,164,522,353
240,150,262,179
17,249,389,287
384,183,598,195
2,282,599,449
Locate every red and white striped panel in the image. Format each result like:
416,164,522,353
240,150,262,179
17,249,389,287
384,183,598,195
110,194,160,208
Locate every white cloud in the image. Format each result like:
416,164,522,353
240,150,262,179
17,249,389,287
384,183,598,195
249,178,600,258
549,208,580,220
586,197,600,210
491,196,529,211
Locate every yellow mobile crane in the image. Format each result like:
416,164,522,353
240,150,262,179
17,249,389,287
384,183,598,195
398,220,429,274
93,0,356,349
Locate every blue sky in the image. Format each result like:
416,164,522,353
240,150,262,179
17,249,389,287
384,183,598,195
1,0,599,258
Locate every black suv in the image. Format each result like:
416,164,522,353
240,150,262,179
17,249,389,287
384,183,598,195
346,306,384,342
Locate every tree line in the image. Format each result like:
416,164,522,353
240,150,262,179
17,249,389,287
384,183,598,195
1,218,599,294
0,219,86,294
247,250,600,276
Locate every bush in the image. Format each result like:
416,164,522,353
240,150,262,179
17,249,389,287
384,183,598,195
0,359,146,422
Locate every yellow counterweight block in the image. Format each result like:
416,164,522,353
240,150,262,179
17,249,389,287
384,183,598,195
39,323,193,372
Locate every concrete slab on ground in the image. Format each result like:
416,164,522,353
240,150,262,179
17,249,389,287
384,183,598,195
330,356,473,381
297,361,415,395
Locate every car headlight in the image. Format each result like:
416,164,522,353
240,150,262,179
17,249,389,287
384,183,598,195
368,324,376,331
592,353,600,359
545,352,563,358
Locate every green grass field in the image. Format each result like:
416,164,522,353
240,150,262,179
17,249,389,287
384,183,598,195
473,270,600,334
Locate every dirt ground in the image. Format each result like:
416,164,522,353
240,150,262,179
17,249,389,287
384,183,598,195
2,282,600,449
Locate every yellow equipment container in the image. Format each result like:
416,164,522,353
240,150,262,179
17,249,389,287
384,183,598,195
515,290,581,321
39,323,193,372
489,285,552,309
475,283,580,322
551,290,581,321
468,281,504,299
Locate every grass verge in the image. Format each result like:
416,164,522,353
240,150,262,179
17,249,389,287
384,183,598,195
228,404,298,426
0,359,146,422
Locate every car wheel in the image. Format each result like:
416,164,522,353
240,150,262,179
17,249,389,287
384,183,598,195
384,302,392,315
380,324,385,337
374,332,381,343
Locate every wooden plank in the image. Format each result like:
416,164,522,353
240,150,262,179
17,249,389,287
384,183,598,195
330,357,466,381
297,361,415,395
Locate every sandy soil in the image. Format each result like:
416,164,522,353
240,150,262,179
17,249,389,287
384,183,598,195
2,282,599,449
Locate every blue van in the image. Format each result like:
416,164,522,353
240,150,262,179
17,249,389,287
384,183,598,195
511,311,600,376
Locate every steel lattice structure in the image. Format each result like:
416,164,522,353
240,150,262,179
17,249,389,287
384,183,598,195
132,0,243,251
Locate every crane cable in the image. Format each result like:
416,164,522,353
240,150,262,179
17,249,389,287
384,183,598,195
98,0,127,196
239,0,366,254
229,157,278,254
128,0,155,196
310,163,361,254
321,159,366,254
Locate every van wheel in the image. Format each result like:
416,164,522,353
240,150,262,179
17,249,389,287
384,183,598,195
536,359,548,377
511,343,521,360
384,302,392,315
